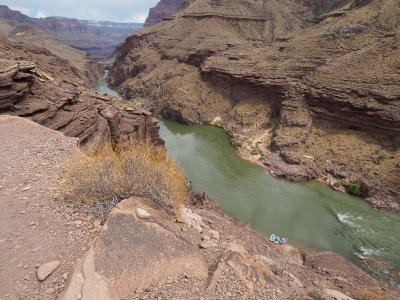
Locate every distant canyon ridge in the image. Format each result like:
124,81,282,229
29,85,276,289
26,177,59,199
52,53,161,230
0,5,143,60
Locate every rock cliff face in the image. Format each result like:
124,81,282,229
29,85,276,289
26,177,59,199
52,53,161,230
0,6,142,60
0,19,102,85
109,0,400,209
0,36,163,145
144,0,184,27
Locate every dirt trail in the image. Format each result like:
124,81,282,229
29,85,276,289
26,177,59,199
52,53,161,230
0,115,96,300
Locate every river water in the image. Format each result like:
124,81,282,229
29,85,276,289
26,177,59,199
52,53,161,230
94,75,400,278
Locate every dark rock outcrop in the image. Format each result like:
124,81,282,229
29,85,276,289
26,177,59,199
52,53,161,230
144,0,184,27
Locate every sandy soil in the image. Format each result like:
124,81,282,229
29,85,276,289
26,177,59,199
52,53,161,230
0,116,97,300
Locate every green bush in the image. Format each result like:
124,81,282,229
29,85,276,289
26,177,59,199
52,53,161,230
185,180,193,192
347,183,362,196
225,129,233,137
333,181,341,188
258,156,265,161
202,119,212,125
230,139,243,149
250,149,260,155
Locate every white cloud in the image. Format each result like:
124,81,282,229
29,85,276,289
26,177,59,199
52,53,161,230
9,5,32,16
124,12,147,23
34,10,47,18
4,1,161,22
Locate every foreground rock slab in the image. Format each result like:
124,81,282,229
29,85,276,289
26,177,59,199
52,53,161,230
61,197,208,300
37,260,60,281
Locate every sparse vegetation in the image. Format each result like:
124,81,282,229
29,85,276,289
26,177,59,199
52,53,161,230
59,139,186,221
308,285,329,300
230,139,243,149
298,247,310,262
202,119,212,125
185,179,193,192
270,256,288,276
258,156,265,161
250,149,260,156
356,289,388,300
225,129,233,137
333,181,341,188
347,183,362,196
378,154,387,160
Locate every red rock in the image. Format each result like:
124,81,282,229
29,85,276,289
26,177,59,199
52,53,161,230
144,0,184,28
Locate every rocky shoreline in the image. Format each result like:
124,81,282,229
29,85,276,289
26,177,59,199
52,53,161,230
60,189,400,299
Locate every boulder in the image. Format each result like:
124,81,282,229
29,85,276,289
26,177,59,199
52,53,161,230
325,289,354,300
207,241,276,292
37,260,60,281
61,197,208,300
135,208,151,219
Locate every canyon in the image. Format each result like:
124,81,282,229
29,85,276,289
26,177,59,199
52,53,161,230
0,6,142,60
1,1,400,299
109,0,400,211
0,35,162,145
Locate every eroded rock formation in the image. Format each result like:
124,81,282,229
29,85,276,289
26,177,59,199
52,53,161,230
0,36,163,145
109,0,400,209
144,0,184,27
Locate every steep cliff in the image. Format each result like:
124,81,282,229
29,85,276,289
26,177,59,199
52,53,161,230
109,0,400,210
0,36,163,145
144,0,184,27
0,19,102,85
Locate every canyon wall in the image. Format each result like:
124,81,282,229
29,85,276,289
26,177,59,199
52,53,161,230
109,0,400,210
0,36,163,145
144,0,184,27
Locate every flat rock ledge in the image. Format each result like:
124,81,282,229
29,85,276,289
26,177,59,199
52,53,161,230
61,197,208,300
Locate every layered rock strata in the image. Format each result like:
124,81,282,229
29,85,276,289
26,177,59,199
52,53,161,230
0,36,162,145
144,0,184,27
109,0,400,210
0,20,102,85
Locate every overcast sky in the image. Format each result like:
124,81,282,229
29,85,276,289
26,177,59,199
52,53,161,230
4,0,160,23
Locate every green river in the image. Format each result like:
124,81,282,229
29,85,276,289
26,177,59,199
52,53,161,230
95,75,400,280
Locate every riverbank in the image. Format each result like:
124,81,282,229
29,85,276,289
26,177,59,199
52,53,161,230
94,74,400,285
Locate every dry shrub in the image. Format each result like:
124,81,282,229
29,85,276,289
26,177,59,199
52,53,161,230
308,282,329,300
308,287,330,300
356,289,388,300
60,138,186,221
270,256,289,276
